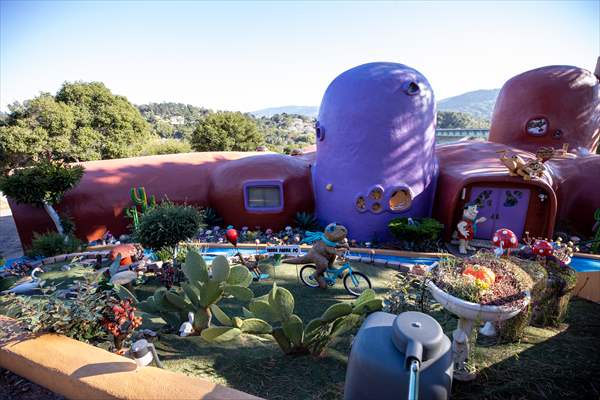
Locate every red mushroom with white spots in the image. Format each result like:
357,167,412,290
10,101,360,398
492,228,519,257
532,239,554,263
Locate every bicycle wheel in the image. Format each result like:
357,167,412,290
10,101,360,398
343,271,372,297
299,265,319,288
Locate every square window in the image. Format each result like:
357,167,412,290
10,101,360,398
244,181,284,212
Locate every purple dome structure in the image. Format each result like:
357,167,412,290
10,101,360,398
313,62,439,241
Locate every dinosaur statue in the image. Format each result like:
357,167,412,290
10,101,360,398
284,223,349,289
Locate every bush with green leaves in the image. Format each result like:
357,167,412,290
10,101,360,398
388,217,444,251
27,231,83,257
134,201,203,250
138,252,254,332
0,160,84,236
202,284,383,356
294,211,321,231
190,111,264,152
203,207,224,227
141,139,192,156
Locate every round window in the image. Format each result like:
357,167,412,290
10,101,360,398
368,187,383,201
526,117,548,136
403,81,421,96
315,121,325,141
389,189,412,211
371,202,382,213
355,196,366,212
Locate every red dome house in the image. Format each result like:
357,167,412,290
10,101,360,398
435,61,600,241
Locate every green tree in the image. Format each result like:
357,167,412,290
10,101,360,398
436,111,490,129
0,160,84,236
0,82,153,171
190,111,264,152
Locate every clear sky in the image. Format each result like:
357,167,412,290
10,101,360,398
0,0,598,112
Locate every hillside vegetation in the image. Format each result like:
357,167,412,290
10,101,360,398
1,82,497,169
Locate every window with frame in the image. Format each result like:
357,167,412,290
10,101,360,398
244,181,283,211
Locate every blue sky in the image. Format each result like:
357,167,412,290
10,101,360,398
1,1,598,112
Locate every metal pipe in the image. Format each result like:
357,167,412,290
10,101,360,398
408,359,420,400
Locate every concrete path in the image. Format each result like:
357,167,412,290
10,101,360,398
0,195,23,259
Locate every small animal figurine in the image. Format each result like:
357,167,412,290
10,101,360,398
283,223,349,288
497,150,545,180
457,204,487,254
179,312,194,337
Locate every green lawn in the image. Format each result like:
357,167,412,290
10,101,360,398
3,260,600,400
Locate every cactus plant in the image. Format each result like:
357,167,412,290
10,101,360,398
139,251,254,333
201,283,382,355
125,187,157,229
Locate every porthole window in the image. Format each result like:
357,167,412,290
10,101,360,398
371,202,382,213
389,189,412,211
315,121,325,141
355,196,366,212
526,117,548,136
553,129,563,139
368,187,383,201
403,81,421,96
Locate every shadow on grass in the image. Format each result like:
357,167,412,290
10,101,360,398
452,298,600,400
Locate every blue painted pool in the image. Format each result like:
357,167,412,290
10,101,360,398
199,247,600,272
1,248,598,273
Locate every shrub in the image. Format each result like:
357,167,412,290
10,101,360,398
389,217,443,242
203,207,224,227
293,211,321,231
134,201,203,250
140,139,192,156
27,231,83,257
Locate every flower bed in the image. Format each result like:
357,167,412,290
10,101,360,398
431,252,533,309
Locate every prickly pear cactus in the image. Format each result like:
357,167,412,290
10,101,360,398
202,283,383,356
139,251,254,333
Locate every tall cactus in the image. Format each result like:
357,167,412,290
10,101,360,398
201,284,382,355
592,208,600,254
139,252,254,333
126,187,156,229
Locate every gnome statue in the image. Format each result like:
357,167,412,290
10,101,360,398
457,203,487,254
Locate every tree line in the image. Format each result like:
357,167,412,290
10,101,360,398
0,81,495,172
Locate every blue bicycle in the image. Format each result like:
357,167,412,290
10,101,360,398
299,253,372,297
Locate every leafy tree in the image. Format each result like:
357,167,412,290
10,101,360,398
141,139,193,156
437,111,490,129
0,160,84,236
190,111,264,152
0,82,153,171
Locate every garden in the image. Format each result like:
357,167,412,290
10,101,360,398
1,163,599,399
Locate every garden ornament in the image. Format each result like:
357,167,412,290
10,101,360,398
2,267,45,295
497,149,545,180
457,203,487,254
109,243,144,266
179,312,194,337
130,339,164,368
283,223,349,289
225,228,238,247
492,228,518,257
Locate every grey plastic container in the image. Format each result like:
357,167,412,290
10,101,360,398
344,311,453,400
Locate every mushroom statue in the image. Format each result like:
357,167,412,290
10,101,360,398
532,239,554,264
492,228,519,257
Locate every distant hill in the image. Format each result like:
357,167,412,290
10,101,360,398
252,89,499,120
437,89,500,120
251,106,318,118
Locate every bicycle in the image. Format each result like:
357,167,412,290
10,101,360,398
299,252,372,296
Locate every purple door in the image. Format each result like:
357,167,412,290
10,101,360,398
496,189,530,237
468,187,498,239
468,186,530,240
